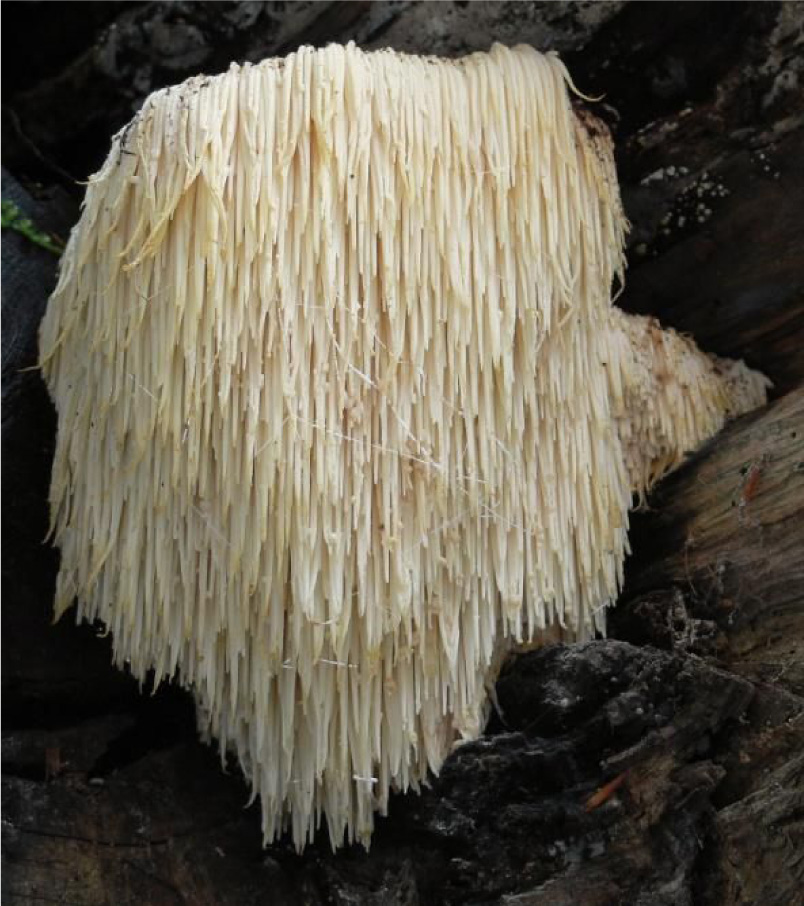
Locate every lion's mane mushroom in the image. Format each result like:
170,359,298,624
39,43,768,850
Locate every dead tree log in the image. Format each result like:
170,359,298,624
616,389,804,694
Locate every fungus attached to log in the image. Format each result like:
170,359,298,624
39,43,769,851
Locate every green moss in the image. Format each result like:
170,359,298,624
1,199,64,256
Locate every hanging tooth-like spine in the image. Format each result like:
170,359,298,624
39,41,764,856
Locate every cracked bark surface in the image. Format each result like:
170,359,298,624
2,3,803,904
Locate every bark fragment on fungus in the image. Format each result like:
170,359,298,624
38,42,768,850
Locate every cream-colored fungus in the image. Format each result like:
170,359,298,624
39,43,768,851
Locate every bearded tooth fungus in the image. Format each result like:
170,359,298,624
39,43,769,850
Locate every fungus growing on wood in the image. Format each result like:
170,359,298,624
39,43,768,850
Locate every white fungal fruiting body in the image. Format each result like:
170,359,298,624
40,43,768,850
609,309,770,496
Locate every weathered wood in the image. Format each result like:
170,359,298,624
611,390,804,905
0,641,766,906
710,752,804,906
617,389,804,695
617,127,804,395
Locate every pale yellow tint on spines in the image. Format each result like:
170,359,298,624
40,42,767,852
